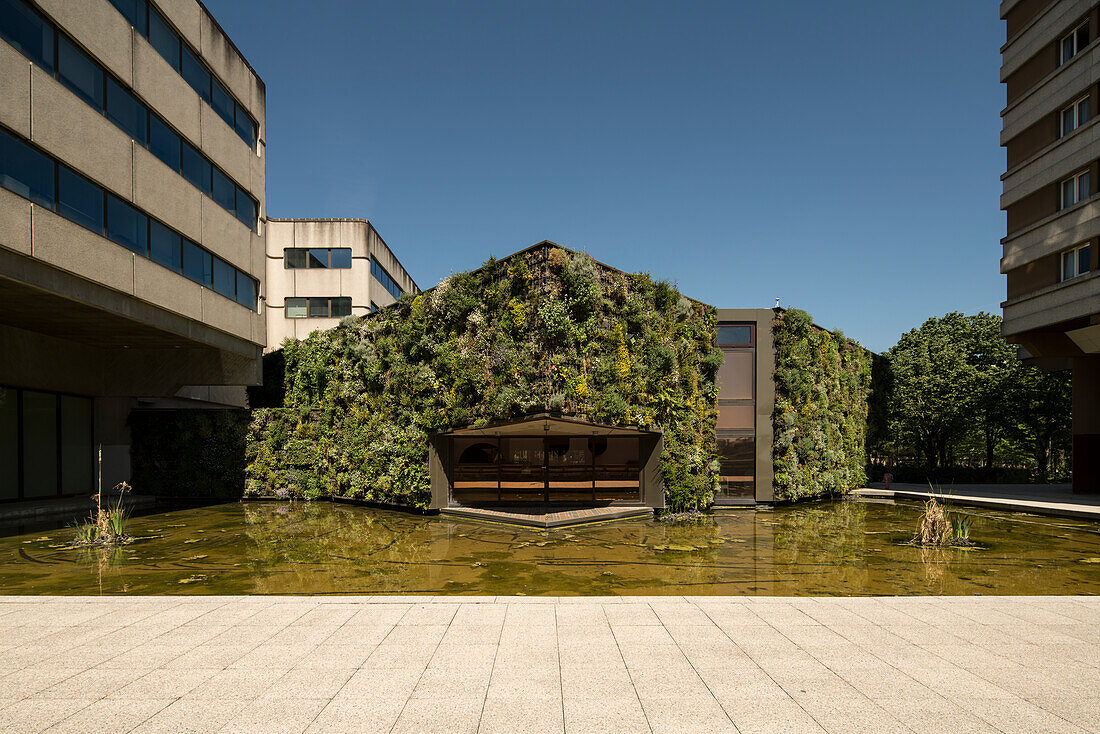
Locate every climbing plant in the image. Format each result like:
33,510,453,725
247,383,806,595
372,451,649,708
771,308,873,501
246,245,722,512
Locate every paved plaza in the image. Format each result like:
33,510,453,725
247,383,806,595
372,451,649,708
0,595,1097,733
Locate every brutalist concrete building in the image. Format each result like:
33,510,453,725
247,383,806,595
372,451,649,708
0,0,267,500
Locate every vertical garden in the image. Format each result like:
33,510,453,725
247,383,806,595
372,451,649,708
245,245,724,512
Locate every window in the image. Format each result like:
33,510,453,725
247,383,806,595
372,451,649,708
0,0,54,72
211,80,234,128
1062,243,1092,281
106,194,148,255
106,78,147,144
147,7,180,71
212,168,235,211
58,166,105,233
370,302,379,313
717,324,753,346
212,257,236,300
286,297,351,318
283,248,353,269
180,45,210,102
235,188,256,228
236,271,256,309
149,219,181,272
107,0,146,35
234,103,255,146
1061,170,1091,209
182,240,212,286
0,126,55,208
1061,22,1090,65
1061,96,1091,137
180,141,211,194
371,256,404,299
149,115,180,171
58,37,104,110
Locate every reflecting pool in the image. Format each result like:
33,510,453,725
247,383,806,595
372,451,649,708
1,499,1099,595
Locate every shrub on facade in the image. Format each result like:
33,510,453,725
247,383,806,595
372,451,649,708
772,309,872,501
130,409,249,500
246,245,722,512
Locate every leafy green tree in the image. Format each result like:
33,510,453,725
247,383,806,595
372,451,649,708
1007,366,1071,482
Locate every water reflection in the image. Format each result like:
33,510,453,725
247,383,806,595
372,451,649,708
1,499,1098,596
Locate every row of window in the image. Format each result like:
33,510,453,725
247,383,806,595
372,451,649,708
1060,21,1090,66
1062,243,1092,282
370,256,404,300
1060,95,1091,137
284,248,352,270
106,0,257,148
1060,169,1091,209
285,297,352,319
0,0,257,230
0,126,257,310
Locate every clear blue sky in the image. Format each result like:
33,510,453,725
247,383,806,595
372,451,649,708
205,0,1005,353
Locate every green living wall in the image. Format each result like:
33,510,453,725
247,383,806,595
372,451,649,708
771,309,873,501
246,245,722,512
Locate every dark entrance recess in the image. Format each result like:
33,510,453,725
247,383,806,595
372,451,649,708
451,435,642,504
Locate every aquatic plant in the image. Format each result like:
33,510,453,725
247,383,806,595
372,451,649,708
912,496,951,547
71,481,133,547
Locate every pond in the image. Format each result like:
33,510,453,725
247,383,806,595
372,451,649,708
2,499,1099,595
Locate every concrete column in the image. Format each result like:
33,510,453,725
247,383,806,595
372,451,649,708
1072,357,1100,494
94,397,134,493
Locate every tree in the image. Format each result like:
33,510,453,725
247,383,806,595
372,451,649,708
1007,366,1071,482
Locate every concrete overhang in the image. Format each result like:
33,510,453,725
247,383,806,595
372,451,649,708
435,413,661,438
1067,324,1100,354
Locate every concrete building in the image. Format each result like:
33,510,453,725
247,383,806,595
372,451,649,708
265,218,418,350
1001,0,1100,492
0,0,266,501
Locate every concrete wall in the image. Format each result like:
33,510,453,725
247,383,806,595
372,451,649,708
264,219,418,351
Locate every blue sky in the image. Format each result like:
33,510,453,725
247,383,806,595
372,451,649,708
205,0,1005,353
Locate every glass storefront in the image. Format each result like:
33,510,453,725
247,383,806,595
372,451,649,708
0,386,93,501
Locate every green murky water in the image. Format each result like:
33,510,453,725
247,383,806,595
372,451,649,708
1,499,1099,595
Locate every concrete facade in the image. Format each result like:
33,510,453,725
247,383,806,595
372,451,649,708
1000,0,1100,492
0,0,267,499
265,219,418,351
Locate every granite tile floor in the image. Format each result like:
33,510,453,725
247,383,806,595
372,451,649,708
0,596,1097,733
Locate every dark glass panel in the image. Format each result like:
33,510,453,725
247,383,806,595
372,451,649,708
329,248,352,269
717,404,755,430
234,103,254,145
58,36,104,110
106,194,148,255
106,78,147,144
308,298,330,318
179,45,210,101
1080,172,1091,201
0,0,55,72
149,115,180,171
180,141,211,194
0,387,16,500
1077,24,1090,51
307,249,328,268
235,271,255,308
285,298,307,318
717,325,752,345
548,437,594,500
593,437,639,501
211,79,234,127
58,167,104,233
59,395,92,495
330,297,352,318
1080,98,1091,126
0,127,55,208
108,0,146,35
453,438,500,503
181,240,212,286
212,256,235,299
149,219,181,271
717,436,754,498
1080,245,1092,275
284,248,307,269
500,438,544,501
147,7,179,71
21,391,57,498
235,188,255,228
212,168,235,211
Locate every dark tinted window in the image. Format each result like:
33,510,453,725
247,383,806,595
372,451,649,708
211,80,234,127
182,240,212,286
308,249,328,268
234,103,254,144
180,142,211,194
212,257,235,299
147,8,179,71
329,248,352,269
106,194,148,255
285,249,307,269
212,168,235,211
235,189,255,228
235,271,255,308
58,37,104,110
1077,23,1090,50
331,297,352,318
1081,244,1092,275
180,45,209,101
149,219,181,271
106,78,146,144
371,257,404,299
58,167,104,232
309,298,330,318
149,116,180,171
0,127,55,208
108,0,147,35
0,0,54,72
717,325,753,345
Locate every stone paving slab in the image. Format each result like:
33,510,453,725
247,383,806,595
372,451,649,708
0,596,1097,733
